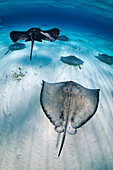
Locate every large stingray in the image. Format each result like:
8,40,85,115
10,28,60,60
40,81,100,157
4,42,26,55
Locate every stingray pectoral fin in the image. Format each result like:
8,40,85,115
40,80,66,127
71,88,100,129
25,38,31,42
10,31,27,43
40,28,60,42
30,40,34,61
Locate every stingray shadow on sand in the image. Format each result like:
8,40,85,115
17,54,52,67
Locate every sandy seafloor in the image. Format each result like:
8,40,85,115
0,24,113,170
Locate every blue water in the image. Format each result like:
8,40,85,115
0,1,113,41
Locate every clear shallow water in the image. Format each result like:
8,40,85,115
0,0,113,40
0,1,113,170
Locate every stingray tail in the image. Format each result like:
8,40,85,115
58,90,71,157
58,108,70,157
30,40,34,61
58,122,67,157
4,50,9,55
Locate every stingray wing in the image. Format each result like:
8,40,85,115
70,83,100,129
40,28,60,42
10,31,27,43
40,80,66,127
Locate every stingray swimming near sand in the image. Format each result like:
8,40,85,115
58,35,69,41
60,55,84,69
10,28,60,61
4,42,26,55
40,81,100,157
94,53,113,65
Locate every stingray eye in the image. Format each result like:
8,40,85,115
62,85,69,91
64,87,70,92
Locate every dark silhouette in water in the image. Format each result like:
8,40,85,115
94,53,113,64
58,35,69,41
60,55,84,69
40,80,100,157
4,43,26,55
10,28,60,61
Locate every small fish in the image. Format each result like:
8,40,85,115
60,55,84,69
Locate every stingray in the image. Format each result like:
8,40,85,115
10,27,60,61
60,55,84,69
94,53,113,65
58,35,69,41
40,80,100,157
4,42,26,55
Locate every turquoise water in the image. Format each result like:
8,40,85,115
0,0,113,40
0,1,113,170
